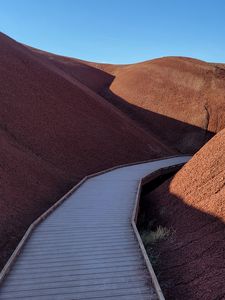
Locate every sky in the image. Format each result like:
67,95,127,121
0,0,225,64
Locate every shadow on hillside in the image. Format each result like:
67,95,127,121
138,176,225,300
100,88,214,154
36,51,215,154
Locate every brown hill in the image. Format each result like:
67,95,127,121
0,33,170,268
31,51,225,153
143,129,225,299
101,57,225,153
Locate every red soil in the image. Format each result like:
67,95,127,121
1,32,225,300
143,129,225,299
38,53,225,153
0,33,170,268
28,50,225,154
99,57,225,153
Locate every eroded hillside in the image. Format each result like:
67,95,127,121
142,129,225,299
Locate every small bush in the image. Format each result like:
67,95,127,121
141,225,170,245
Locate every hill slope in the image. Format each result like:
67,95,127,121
0,33,169,268
31,51,225,153
101,57,225,153
143,129,225,299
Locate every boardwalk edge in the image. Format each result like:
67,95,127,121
131,163,186,300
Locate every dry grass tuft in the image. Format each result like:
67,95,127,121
141,225,170,245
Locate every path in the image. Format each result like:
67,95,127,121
0,156,190,299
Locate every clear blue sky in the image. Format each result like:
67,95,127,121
1,0,225,63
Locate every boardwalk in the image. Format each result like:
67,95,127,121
0,156,190,299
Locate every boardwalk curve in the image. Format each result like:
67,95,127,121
0,156,190,299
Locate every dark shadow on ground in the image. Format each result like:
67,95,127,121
138,176,225,300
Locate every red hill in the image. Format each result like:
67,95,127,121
144,129,225,299
1,33,225,300
0,33,169,267
33,51,225,153
100,57,225,153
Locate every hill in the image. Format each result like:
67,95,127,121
101,57,225,153
32,51,225,153
143,129,225,299
0,32,169,268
